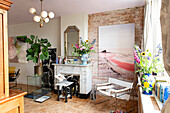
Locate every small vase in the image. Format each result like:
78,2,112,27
81,54,89,65
141,73,155,95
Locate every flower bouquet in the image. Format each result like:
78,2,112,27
134,44,164,95
72,38,96,65
134,44,164,74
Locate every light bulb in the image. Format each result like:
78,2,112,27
44,18,49,23
29,8,36,14
49,12,55,18
33,15,41,22
41,11,48,18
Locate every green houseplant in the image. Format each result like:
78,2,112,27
26,35,51,76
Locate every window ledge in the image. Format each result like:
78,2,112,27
138,77,162,113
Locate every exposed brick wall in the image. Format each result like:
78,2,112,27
88,7,144,84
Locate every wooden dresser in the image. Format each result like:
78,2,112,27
0,1,27,113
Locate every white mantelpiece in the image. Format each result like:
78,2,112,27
53,64,93,94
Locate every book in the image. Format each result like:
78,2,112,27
34,96,50,103
159,83,170,103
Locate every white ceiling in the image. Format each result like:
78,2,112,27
8,0,145,25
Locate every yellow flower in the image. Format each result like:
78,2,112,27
80,54,82,56
144,82,149,88
71,44,73,47
152,83,155,88
141,52,146,56
86,40,89,42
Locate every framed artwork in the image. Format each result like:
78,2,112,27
98,23,135,81
8,36,28,63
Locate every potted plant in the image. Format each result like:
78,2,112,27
134,44,164,95
26,35,51,76
72,38,96,65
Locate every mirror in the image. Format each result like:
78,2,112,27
64,26,80,58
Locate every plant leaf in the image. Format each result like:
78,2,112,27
30,35,35,41
28,48,33,53
40,54,45,60
33,57,38,63
25,38,32,44
46,42,51,47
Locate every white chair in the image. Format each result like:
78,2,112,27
54,73,74,103
92,77,134,112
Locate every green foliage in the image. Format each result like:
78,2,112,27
134,44,164,74
26,35,51,65
72,39,95,57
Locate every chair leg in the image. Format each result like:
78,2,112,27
57,86,60,101
73,83,76,96
65,87,67,103
115,93,117,111
15,81,17,87
127,89,134,113
76,83,79,97
93,90,111,105
132,89,135,111
70,85,72,99
94,85,97,100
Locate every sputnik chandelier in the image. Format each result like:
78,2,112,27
29,0,55,27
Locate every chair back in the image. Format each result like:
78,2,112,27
15,69,20,78
9,67,16,77
109,77,133,89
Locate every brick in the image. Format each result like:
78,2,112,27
88,6,144,84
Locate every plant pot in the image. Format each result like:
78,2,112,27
80,54,89,65
141,73,155,95
34,65,43,76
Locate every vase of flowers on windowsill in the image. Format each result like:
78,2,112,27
72,38,96,65
134,44,164,95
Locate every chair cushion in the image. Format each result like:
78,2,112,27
9,67,16,77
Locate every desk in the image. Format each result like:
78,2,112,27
53,64,93,95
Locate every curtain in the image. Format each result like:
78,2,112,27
143,0,153,51
161,0,170,112
161,0,170,76
152,0,162,54
143,0,162,53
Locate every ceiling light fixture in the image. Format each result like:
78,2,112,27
29,0,55,27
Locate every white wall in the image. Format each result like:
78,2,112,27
8,18,60,84
60,13,88,56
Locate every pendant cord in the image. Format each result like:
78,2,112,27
41,0,43,12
